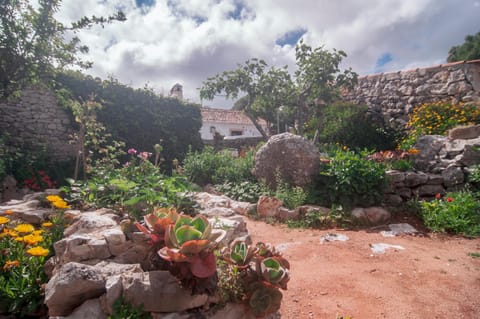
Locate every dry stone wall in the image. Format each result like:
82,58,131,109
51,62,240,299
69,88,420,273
0,85,76,161
344,60,480,128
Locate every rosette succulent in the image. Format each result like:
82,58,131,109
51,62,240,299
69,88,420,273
222,239,258,269
158,214,225,278
135,208,179,246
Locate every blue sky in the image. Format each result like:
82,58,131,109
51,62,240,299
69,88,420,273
56,0,480,108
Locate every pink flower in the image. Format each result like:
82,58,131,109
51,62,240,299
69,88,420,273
127,148,137,155
139,152,151,159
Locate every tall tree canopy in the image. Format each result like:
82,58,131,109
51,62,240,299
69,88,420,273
199,41,357,138
0,0,125,99
447,31,480,62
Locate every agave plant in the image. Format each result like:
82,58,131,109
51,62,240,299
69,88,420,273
222,239,258,269
246,282,283,318
158,214,225,278
135,207,179,246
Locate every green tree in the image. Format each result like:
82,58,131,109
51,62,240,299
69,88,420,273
293,40,357,137
199,41,357,138
0,0,125,99
447,31,480,62
200,59,294,138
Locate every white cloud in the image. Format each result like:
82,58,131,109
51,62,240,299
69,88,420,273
56,0,480,108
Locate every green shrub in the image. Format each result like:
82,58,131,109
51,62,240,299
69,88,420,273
420,191,480,237
311,148,386,208
109,297,151,319
215,181,270,203
183,146,255,186
274,178,307,209
318,102,400,151
62,151,193,220
401,101,480,149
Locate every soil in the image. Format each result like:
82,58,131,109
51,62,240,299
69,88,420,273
246,217,480,319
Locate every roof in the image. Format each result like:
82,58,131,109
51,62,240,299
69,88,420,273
201,107,267,125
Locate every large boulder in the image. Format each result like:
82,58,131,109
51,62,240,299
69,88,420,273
254,133,320,188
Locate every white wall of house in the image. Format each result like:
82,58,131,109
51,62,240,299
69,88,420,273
200,121,264,140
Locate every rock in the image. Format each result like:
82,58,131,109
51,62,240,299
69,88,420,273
0,199,51,224
414,135,448,171
209,303,255,319
209,216,247,246
52,298,107,319
122,271,209,313
414,184,445,197
370,243,405,254
45,262,106,316
351,207,391,224
295,205,330,217
257,196,283,218
64,210,118,237
100,275,123,315
441,166,464,187
320,233,349,243
384,194,403,205
404,172,428,187
448,124,480,140
386,170,405,184
254,133,320,188
459,144,480,166
277,207,298,221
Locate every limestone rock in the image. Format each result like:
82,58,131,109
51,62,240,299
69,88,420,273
277,207,298,221
257,196,283,218
209,303,255,319
459,144,480,166
122,271,209,313
448,124,480,140
64,210,118,237
351,207,391,224
45,262,106,316
404,172,428,187
254,133,320,188
414,135,448,171
51,298,107,319
441,166,465,187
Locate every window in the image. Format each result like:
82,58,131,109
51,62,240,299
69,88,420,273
230,129,243,136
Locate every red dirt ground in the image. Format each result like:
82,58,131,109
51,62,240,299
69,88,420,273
246,218,480,319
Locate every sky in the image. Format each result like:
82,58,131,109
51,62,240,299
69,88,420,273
56,0,480,108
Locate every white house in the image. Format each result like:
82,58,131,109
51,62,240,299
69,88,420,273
200,107,267,140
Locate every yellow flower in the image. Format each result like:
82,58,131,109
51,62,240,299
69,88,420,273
14,236,24,242
26,246,49,257
0,216,9,225
14,224,35,234
6,229,18,238
46,195,63,203
33,229,44,235
42,222,53,228
52,200,70,209
23,234,43,245
3,260,20,271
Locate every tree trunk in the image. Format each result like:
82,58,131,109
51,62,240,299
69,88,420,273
244,110,268,138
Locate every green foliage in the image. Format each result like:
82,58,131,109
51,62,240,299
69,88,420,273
420,191,480,237
318,102,400,151
214,181,270,203
62,153,193,220
286,205,348,229
109,297,151,319
447,31,480,62
274,177,307,209
0,0,125,99
311,148,386,208
55,71,203,171
468,164,480,190
468,252,480,259
183,146,256,186
400,101,480,149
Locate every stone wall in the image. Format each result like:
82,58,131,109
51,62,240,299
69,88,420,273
0,85,76,161
344,60,480,128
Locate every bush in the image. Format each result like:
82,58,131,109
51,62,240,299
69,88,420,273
401,101,480,149
63,151,193,220
420,191,480,237
274,178,307,209
318,102,400,151
215,181,270,203
311,148,386,209
183,146,256,186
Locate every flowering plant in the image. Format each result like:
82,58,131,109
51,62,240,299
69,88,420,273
23,170,57,191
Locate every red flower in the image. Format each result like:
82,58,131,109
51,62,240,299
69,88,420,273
446,197,454,202
435,193,442,200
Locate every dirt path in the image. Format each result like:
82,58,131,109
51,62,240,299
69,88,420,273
246,219,480,319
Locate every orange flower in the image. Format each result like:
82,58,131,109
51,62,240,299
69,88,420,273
26,246,49,257
3,260,20,271
42,222,53,228
4,210,13,215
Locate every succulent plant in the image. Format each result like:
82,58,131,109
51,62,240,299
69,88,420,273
259,257,290,289
135,207,179,246
246,282,283,318
222,239,258,269
158,214,225,278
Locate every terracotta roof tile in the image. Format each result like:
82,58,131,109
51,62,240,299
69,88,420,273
201,107,267,125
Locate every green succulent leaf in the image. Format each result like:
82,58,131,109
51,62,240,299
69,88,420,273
191,216,207,233
176,225,203,245
174,215,193,232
